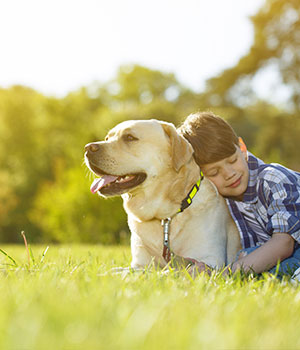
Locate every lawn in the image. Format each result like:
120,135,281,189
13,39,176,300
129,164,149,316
0,244,299,350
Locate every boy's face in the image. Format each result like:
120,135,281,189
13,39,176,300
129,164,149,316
201,146,249,200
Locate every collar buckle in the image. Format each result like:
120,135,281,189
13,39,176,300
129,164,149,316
161,218,172,262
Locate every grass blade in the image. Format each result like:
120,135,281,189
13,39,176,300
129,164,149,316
40,246,49,263
21,231,31,267
0,248,18,266
28,244,35,265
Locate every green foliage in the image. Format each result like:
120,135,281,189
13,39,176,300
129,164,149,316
0,244,299,349
30,165,127,244
204,0,300,109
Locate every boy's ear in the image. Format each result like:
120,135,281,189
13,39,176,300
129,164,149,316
239,137,248,158
161,121,194,172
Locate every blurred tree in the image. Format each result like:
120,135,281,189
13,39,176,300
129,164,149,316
30,165,128,244
102,64,200,124
0,86,49,242
203,0,300,110
0,86,110,242
248,102,300,170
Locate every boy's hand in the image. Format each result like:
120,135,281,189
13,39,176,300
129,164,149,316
230,233,294,274
187,261,212,278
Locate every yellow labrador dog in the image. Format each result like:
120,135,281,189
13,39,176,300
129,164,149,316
84,119,240,269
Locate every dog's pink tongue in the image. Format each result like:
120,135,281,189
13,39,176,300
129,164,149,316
90,176,118,194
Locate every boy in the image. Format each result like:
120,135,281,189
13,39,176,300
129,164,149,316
179,111,300,279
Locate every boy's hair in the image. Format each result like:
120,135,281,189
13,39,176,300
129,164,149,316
178,111,239,165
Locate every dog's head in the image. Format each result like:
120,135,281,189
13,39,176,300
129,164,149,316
84,119,194,197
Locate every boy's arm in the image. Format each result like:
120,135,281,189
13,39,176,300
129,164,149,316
188,233,295,276
230,232,295,274
189,233,295,275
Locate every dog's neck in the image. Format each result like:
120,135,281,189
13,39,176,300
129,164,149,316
122,163,200,222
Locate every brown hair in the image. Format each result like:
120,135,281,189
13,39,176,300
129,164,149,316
178,111,239,165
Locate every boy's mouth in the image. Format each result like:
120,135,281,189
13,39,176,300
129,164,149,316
228,176,242,188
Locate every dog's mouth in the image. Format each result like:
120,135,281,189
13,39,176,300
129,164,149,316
89,163,147,196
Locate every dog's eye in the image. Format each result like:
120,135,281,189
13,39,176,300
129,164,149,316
123,134,138,142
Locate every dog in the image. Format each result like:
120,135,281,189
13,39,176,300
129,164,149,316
84,119,241,270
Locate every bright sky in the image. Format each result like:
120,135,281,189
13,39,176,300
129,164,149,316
0,0,264,97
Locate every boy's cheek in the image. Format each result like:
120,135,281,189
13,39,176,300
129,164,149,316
202,175,223,194
210,178,225,194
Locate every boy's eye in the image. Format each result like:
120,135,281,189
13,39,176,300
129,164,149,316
207,170,218,177
229,157,237,164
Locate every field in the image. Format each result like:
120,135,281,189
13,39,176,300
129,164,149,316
0,244,300,350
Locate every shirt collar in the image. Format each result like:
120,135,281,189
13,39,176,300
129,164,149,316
242,152,265,203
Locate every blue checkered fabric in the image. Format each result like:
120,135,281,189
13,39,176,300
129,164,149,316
226,153,300,249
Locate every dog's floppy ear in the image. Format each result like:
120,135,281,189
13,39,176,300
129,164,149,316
161,121,194,172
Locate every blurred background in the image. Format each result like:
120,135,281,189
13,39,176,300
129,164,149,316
0,0,299,244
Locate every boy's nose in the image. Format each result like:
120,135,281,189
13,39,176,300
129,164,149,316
223,166,236,180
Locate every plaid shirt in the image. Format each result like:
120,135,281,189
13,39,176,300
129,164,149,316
226,153,300,249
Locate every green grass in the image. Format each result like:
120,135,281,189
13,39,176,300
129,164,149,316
0,244,300,350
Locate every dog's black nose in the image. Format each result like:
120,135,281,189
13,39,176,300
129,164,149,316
85,143,100,152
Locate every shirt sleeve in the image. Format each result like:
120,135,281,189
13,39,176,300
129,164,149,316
263,179,300,244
